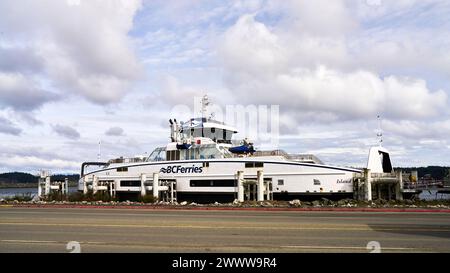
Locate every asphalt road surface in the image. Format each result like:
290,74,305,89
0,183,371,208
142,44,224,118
1,206,449,253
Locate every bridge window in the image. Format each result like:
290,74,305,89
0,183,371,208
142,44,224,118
167,150,181,161
245,162,264,168
117,167,128,172
148,147,166,161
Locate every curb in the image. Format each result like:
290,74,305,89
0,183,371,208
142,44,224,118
8,204,450,213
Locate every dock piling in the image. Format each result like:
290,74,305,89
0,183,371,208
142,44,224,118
237,171,244,202
45,176,51,196
396,170,403,201
257,170,264,201
153,173,159,199
141,174,147,197
364,169,372,201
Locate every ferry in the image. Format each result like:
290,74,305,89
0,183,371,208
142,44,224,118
78,96,392,203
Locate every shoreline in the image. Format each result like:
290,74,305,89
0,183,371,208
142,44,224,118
0,185,38,189
2,200,450,213
0,184,78,189
4,203,450,213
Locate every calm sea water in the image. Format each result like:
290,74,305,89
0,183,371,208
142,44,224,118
419,189,450,200
0,187,78,199
0,187,449,200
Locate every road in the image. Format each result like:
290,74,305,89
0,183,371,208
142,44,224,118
0,206,449,253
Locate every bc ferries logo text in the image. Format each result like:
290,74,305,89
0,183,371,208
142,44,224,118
160,165,203,174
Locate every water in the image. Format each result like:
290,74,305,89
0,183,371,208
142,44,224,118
0,187,78,199
419,189,450,200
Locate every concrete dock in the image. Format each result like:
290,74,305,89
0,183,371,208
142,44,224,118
1,207,450,253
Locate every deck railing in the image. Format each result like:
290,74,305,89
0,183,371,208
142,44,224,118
108,157,146,164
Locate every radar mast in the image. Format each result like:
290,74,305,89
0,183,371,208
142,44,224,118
201,95,210,119
376,115,383,147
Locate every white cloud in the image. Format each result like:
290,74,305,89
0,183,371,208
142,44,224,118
0,46,44,73
220,15,285,77
0,0,449,173
158,75,208,105
278,0,358,37
52,124,81,140
383,119,450,139
0,116,22,136
0,0,143,105
0,156,80,172
219,12,448,121
0,73,59,111
105,127,125,137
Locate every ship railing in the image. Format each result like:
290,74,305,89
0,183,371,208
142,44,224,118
371,173,397,178
108,157,146,164
240,150,324,164
252,150,289,158
287,154,324,164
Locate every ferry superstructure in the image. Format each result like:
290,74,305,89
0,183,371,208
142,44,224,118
78,96,392,202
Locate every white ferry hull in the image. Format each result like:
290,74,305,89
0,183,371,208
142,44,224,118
79,159,361,202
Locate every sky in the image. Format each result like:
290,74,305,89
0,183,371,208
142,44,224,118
0,0,449,174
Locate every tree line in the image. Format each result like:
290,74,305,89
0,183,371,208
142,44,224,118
0,172,80,184
400,166,450,180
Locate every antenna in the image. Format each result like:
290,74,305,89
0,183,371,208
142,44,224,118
201,95,209,118
97,140,101,161
376,115,383,147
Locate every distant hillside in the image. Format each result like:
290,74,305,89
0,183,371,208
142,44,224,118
0,172,80,184
0,172,37,183
399,166,450,180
